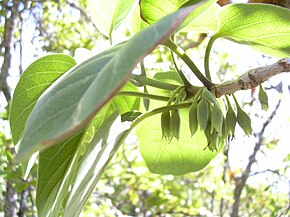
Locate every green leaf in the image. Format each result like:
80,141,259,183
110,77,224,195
62,113,127,217
214,3,290,58
15,5,196,163
111,82,140,114
140,0,188,24
88,0,137,38
121,111,142,122
9,54,76,144
127,4,149,36
179,0,219,33
36,105,113,217
140,0,218,33
137,109,221,175
37,133,83,217
153,71,183,85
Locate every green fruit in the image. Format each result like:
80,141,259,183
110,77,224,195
161,111,171,140
143,86,150,111
188,88,203,136
189,101,198,136
197,98,209,131
171,109,181,140
258,84,269,111
211,103,224,136
233,95,252,136
202,88,217,105
225,95,237,137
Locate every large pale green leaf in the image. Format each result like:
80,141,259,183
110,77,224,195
180,1,220,33
9,54,76,177
214,3,290,58
88,0,137,38
140,0,188,24
16,5,195,163
63,113,127,217
9,54,76,144
140,0,218,33
136,109,221,175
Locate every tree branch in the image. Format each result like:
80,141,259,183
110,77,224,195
211,58,290,97
230,98,282,217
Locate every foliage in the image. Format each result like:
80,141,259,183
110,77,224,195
5,0,290,216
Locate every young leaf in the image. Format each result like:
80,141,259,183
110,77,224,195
258,84,269,111
137,109,222,175
121,111,142,122
15,6,195,163
214,3,290,58
36,105,113,217
37,132,84,217
62,113,128,217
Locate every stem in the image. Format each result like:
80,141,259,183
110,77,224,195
204,37,216,81
170,50,192,88
117,91,170,101
131,74,179,91
165,39,214,88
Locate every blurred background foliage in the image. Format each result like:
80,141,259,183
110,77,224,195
0,0,289,216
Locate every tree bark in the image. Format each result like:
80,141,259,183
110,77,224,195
4,180,17,217
2,1,20,216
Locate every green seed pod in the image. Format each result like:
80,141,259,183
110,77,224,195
208,132,219,151
233,95,252,136
204,121,218,151
197,98,209,131
143,86,150,111
225,95,237,137
171,109,181,140
211,103,224,136
161,111,171,140
189,101,198,136
188,88,203,136
258,84,269,111
202,88,216,105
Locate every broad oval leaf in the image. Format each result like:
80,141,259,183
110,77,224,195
88,0,137,38
140,0,188,24
214,3,290,58
140,0,218,33
15,6,196,163
136,109,221,175
9,54,76,144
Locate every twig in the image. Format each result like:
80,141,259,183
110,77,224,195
211,58,290,97
249,169,279,177
230,98,282,217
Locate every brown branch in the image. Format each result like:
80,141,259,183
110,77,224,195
230,98,281,217
213,58,290,98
